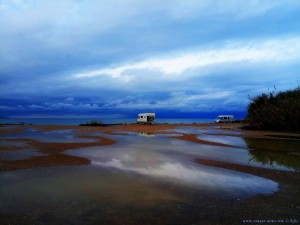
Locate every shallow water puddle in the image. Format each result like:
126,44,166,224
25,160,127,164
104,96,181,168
67,133,278,196
2,126,299,224
2,127,97,143
0,166,188,224
168,127,299,171
0,149,45,160
0,140,44,160
244,138,300,171
169,126,244,135
197,134,248,148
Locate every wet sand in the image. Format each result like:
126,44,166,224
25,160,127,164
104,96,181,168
1,122,299,173
0,125,118,171
194,159,300,223
0,136,116,171
1,123,300,224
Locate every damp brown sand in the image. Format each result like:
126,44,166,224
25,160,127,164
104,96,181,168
1,123,300,172
194,159,300,223
24,123,300,138
0,134,116,171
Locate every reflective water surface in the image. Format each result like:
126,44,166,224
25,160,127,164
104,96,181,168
169,126,244,135
0,140,44,160
244,138,300,171
197,134,247,148
2,127,97,143
0,149,45,160
68,133,277,195
1,126,299,224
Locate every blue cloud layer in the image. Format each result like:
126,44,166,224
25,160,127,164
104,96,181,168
1,0,300,118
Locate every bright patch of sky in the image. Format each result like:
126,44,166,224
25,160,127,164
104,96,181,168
1,0,300,118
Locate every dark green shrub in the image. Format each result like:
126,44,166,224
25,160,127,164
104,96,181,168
79,120,102,126
246,87,300,131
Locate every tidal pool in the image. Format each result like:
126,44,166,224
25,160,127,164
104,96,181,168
2,127,97,143
244,138,300,171
0,149,45,161
197,134,248,148
168,127,299,171
0,140,45,160
2,126,299,225
169,126,244,135
67,133,278,196
1,164,249,225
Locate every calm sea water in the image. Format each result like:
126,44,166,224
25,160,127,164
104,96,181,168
0,117,213,125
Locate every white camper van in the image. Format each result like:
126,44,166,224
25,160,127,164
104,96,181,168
214,115,235,123
137,113,155,125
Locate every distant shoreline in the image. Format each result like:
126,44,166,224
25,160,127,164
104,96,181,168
0,117,215,126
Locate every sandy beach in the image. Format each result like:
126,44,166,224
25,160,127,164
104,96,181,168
0,123,299,224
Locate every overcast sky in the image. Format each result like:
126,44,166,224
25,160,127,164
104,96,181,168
1,0,300,118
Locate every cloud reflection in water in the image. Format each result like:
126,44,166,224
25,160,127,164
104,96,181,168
70,133,278,196
93,159,277,195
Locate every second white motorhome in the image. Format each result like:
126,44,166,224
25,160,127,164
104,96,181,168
137,113,155,124
214,115,235,123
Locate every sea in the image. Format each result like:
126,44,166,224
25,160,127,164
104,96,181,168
0,117,214,126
